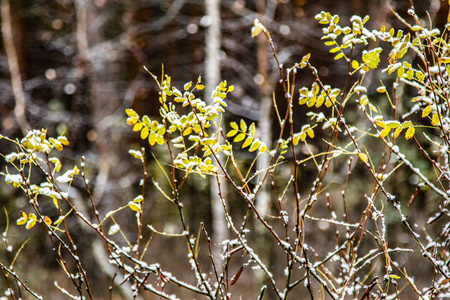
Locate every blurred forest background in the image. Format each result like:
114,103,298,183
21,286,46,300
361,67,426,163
1,0,449,299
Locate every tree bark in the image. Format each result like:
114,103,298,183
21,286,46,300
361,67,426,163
1,0,30,134
205,0,228,263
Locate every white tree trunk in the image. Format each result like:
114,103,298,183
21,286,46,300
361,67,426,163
205,0,228,262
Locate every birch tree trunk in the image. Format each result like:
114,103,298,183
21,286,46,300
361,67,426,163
205,0,228,262
255,0,272,218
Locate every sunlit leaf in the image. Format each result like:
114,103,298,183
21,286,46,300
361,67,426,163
402,121,412,128
140,127,149,139
142,115,151,127
431,112,440,126
422,105,432,118
357,153,368,163
128,201,142,212
376,86,386,93
405,126,415,139
334,53,345,60
17,211,27,226
126,108,138,118
380,127,391,138
234,133,246,142
249,123,256,136
240,119,247,132
44,216,52,226
230,122,238,130
227,129,238,137
249,140,260,152
242,137,253,148
393,127,403,138
133,123,143,132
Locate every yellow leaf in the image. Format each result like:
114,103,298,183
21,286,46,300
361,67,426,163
334,53,345,60
438,57,450,63
17,211,27,225
44,216,52,226
128,201,142,212
140,127,149,139
352,60,359,69
422,105,432,118
149,132,157,146
133,123,143,132
405,126,415,139
249,123,256,136
375,120,385,128
183,127,193,136
393,127,403,138
227,129,238,137
307,96,316,107
157,126,166,136
126,108,138,118
240,119,247,132
380,127,391,138
316,96,325,108
376,86,386,93
234,133,246,142
242,137,253,148
385,121,401,128
402,121,412,128
52,196,59,208
249,140,260,152
357,153,368,163
307,129,314,138
431,112,440,126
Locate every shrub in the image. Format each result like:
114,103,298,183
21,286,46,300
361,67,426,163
2,4,450,299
